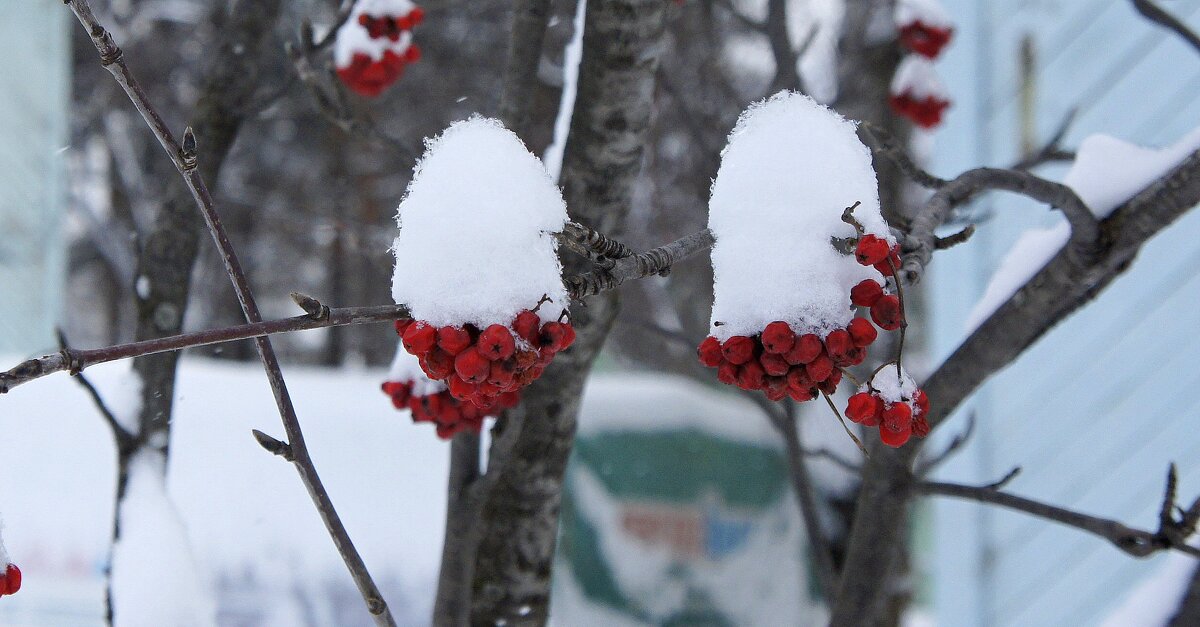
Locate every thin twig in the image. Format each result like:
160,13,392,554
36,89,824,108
934,224,976,250
858,123,950,189
918,466,1200,559
1132,0,1200,57
57,330,137,453
65,2,397,622
2,303,408,393
823,392,869,457
916,411,977,475
1012,108,1078,171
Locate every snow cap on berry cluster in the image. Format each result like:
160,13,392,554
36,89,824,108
868,364,919,405
334,0,417,66
392,116,569,327
890,56,948,101
387,342,446,396
707,91,893,340
894,0,952,29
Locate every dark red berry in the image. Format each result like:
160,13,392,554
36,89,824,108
817,369,842,395
874,247,902,276
421,348,455,380
760,351,790,377
899,21,953,59
447,376,476,400
913,389,930,417
846,392,881,424
855,234,890,266
850,280,884,307
454,347,491,384
717,362,739,385
541,322,571,352
409,6,425,25
402,321,437,355
698,336,723,367
824,329,852,361
480,324,517,360
437,326,472,355
784,333,823,365
879,423,911,448
882,402,913,433
788,386,817,402
394,319,413,336
805,354,834,383
514,349,538,370
871,295,903,331
722,336,756,365
912,416,931,438
737,360,766,390
761,321,795,354
786,367,813,394
513,310,541,345
3,564,21,596
763,376,788,401
847,318,878,347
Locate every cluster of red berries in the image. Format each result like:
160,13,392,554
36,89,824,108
357,7,424,41
853,234,904,331
336,4,424,97
846,386,930,448
381,379,517,439
888,92,951,129
0,563,20,597
898,20,952,59
697,315,879,402
395,310,575,408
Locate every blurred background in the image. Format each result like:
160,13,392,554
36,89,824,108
2,0,1199,625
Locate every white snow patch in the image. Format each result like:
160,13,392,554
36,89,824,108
333,0,417,67
1099,541,1199,627
391,116,569,327
869,364,919,404
890,56,948,100
135,275,149,300
0,517,9,566
95,368,144,437
894,0,952,28
966,126,1200,332
387,341,446,396
964,222,1069,333
110,451,216,627
708,91,891,340
543,0,586,180
1064,127,1200,218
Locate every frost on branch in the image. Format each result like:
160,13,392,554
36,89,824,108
889,56,951,129
700,92,905,404
110,452,216,626
390,117,572,416
334,0,424,97
0,517,20,598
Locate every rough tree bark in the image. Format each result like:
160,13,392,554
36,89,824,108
464,1,668,624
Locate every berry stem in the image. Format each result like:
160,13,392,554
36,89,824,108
822,392,870,457
838,366,864,388
886,255,909,381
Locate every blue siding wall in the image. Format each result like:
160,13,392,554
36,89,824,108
0,1,69,355
927,1,1200,625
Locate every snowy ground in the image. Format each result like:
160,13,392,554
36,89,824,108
0,355,448,626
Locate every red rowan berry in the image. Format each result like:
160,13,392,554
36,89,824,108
737,360,766,390
912,416,931,438
402,321,437,355
761,321,796,354
847,318,878,347
850,279,884,307
882,402,913,433
824,329,852,361
871,295,903,331
722,336,756,365
421,347,455,380
855,234,890,266
479,324,517,360
786,368,814,394
717,361,738,385
514,310,541,345
879,424,911,448
805,353,834,383
698,336,723,367
913,389,930,416
760,352,791,377
846,392,881,424
784,333,823,365
437,326,472,355
453,347,490,384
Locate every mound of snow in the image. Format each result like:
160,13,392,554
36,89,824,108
391,117,569,327
708,91,891,340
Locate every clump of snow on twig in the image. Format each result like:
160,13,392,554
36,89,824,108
110,451,216,627
890,56,948,101
391,116,569,327
708,91,891,340
868,364,918,404
966,126,1200,331
387,341,445,396
333,0,417,66
894,0,952,28
1064,127,1200,218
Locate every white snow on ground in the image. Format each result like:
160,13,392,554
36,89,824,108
965,126,1200,332
894,0,952,28
93,367,143,436
1063,127,1200,218
110,451,216,627
386,341,445,395
334,0,417,67
1098,541,1199,627
708,91,891,340
0,516,9,566
890,56,948,100
543,0,586,180
0,356,449,625
391,117,569,327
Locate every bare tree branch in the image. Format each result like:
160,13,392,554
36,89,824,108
1132,0,1200,57
1,303,407,393
565,228,715,298
1013,108,1078,171
917,466,1200,560
65,2,398,622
